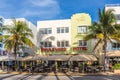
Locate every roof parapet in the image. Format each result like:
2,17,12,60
105,4,120,7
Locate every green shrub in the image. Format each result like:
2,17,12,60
113,63,120,70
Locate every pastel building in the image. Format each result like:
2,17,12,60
37,19,71,55
105,4,120,51
71,13,92,53
37,13,92,55
105,4,120,24
0,17,5,55
93,4,120,65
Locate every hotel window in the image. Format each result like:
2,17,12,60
78,40,87,47
57,28,60,33
57,41,60,47
57,27,69,33
40,28,52,34
40,42,44,47
61,41,64,47
65,41,69,47
112,43,120,49
57,41,69,47
40,42,52,47
65,27,69,33
78,26,87,33
61,28,64,33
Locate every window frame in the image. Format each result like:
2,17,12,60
39,28,52,34
57,27,69,33
112,42,120,49
57,41,69,47
78,26,87,33
40,41,52,48
78,40,87,47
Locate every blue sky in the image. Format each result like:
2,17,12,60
0,0,120,25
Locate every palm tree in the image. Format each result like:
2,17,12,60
84,8,120,71
0,19,34,60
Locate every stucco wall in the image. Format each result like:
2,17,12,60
71,13,92,53
37,19,71,55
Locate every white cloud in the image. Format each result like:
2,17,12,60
28,0,58,7
0,0,61,20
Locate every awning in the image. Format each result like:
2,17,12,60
69,54,97,61
43,55,71,61
22,54,45,61
107,50,120,57
0,56,15,61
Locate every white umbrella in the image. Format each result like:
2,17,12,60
107,50,120,57
43,54,71,61
69,54,97,61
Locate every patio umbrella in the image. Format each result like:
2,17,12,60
107,50,120,57
33,54,45,60
22,56,33,61
22,54,45,61
69,54,97,61
43,54,71,61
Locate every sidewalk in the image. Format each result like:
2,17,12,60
0,70,117,76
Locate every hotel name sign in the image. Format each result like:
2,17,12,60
41,47,87,52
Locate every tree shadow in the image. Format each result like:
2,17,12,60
0,74,18,80
54,71,60,80
71,75,120,80
63,72,74,80
36,73,48,80
17,74,33,80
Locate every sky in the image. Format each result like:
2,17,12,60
0,0,120,25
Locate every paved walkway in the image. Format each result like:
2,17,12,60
0,70,117,76
0,73,120,80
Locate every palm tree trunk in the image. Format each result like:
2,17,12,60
14,42,17,71
103,39,107,72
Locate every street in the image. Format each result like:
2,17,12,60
0,74,120,80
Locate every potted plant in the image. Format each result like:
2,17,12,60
113,63,120,73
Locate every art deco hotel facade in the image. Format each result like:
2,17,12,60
37,4,120,55
37,13,94,55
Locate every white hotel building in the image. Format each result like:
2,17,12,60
37,19,71,54
105,4,120,51
0,17,5,55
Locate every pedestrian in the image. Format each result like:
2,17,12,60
109,63,112,72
